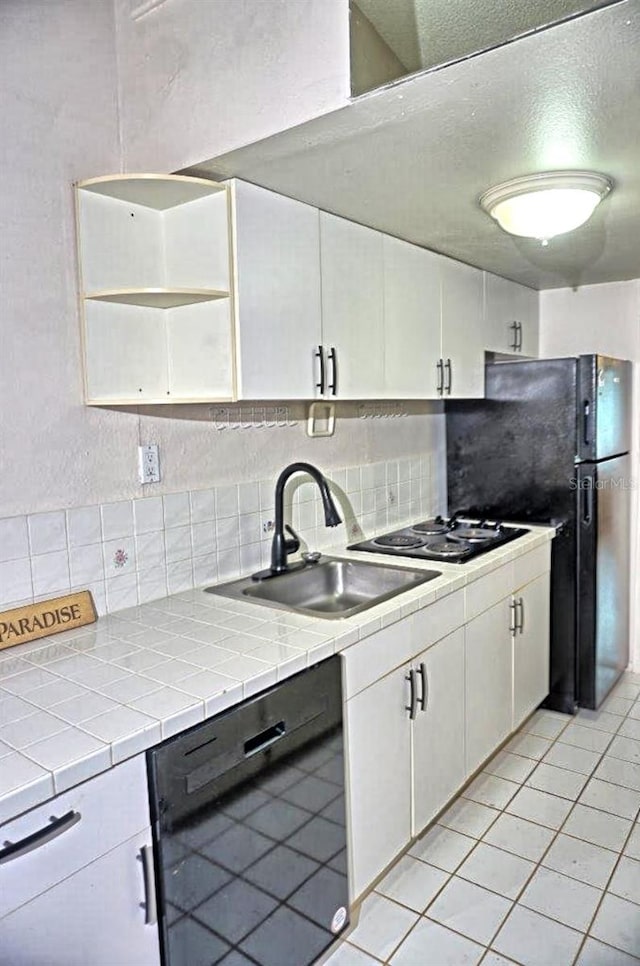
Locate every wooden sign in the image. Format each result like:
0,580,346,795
0,592,97,651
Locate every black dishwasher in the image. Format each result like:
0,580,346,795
147,656,349,966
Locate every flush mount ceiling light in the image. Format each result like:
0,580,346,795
479,170,613,243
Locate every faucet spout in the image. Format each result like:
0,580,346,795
270,462,342,575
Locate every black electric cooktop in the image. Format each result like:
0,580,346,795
347,516,529,563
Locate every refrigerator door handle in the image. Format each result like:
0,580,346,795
583,401,590,448
583,481,594,525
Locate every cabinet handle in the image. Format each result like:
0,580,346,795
315,345,325,395
328,347,338,396
0,810,81,866
445,358,452,395
517,597,525,634
509,600,517,636
405,669,417,720
517,322,523,351
509,322,519,350
436,359,444,395
418,662,428,712
139,844,158,926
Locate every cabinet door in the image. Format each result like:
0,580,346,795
0,833,160,966
320,212,384,399
232,180,322,399
345,664,412,900
441,258,485,398
383,236,442,398
484,273,539,357
412,628,466,834
513,572,551,727
465,597,513,775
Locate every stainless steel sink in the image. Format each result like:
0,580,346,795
205,556,440,619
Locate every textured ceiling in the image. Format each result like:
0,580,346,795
187,0,640,290
356,0,605,74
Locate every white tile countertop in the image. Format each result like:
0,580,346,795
0,525,555,826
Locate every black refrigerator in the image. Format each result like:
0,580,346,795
446,354,632,713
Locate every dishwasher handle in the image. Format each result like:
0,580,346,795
244,720,286,757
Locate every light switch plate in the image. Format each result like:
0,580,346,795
138,444,160,484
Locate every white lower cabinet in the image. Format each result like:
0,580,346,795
513,572,551,727
346,661,412,900
345,627,466,901
344,552,551,902
464,597,514,776
0,832,160,966
412,628,466,834
0,755,159,966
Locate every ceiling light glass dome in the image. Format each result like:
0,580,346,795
479,170,613,241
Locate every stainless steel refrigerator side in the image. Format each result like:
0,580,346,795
577,355,633,462
576,455,632,709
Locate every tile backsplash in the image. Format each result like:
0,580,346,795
0,454,441,616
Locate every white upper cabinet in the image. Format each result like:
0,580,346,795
76,174,233,405
230,180,323,399
383,236,442,398
484,272,540,357
320,213,385,399
440,258,486,399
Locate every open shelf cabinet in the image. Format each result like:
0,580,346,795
75,174,235,405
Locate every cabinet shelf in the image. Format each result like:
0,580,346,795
85,288,229,308
77,174,225,209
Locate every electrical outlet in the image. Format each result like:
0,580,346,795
138,444,160,484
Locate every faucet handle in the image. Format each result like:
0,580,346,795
284,524,300,555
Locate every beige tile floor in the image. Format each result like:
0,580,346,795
327,671,640,966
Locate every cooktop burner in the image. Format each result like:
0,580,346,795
374,534,426,549
447,526,501,544
411,517,451,535
347,516,528,564
424,541,471,558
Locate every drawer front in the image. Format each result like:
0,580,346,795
0,755,150,920
411,589,465,655
465,561,514,621
343,620,414,700
513,543,551,590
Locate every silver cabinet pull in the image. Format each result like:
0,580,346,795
509,599,517,635
445,358,452,395
328,346,338,396
139,844,158,926
315,345,325,395
405,669,417,720
418,663,428,712
509,321,519,350
517,322,523,351
517,596,525,634
436,358,444,395
0,810,81,865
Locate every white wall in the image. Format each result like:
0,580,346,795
0,0,442,522
115,0,351,173
0,0,133,520
539,279,640,670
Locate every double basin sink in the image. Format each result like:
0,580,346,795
206,556,440,620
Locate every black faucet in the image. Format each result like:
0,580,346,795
267,462,341,576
